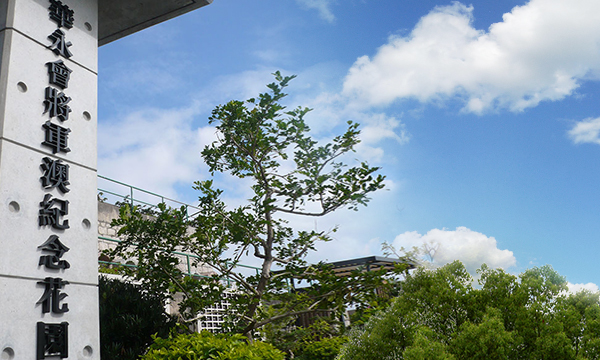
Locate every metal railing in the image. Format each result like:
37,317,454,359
98,175,202,219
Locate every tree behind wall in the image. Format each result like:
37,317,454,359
109,72,391,339
99,276,176,360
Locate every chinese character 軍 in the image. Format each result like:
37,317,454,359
39,194,69,230
48,0,74,29
40,157,70,193
42,121,71,154
46,60,72,89
48,29,73,58
37,322,68,359
37,277,69,314
38,235,70,270
44,87,71,122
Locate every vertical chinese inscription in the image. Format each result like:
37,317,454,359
36,1,76,358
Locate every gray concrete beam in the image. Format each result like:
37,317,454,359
99,0,212,46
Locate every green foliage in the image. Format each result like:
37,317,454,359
99,276,177,360
108,72,390,339
142,332,285,360
338,261,600,360
297,336,348,360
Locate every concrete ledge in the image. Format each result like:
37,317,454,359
99,0,212,46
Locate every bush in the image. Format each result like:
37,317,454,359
99,276,176,360
142,332,285,360
297,336,348,360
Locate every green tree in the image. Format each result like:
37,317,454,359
338,261,598,360
109,72,390,339
99,276,176,360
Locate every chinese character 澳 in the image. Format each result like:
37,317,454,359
39,194,69,230
38,235,70,270
37,322,69,359
46,60,72,89
48,29,73,58
42,121,71,154
44,87,71,122
48,0,74,29
37,277,69,314
40,157,70,193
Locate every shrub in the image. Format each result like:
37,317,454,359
142,332,285,360
99,276,176,360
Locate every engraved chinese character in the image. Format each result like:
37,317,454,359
39,194,69,230
42,121,71,154
38,235,70,270
48,0,74,29
37,322,69,359
46,60,72,89
37,277,69,314
40,157,70,193
44,87,71,122
48,29,72,58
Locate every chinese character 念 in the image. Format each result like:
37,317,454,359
38,235,70,270
37,322,69,359
48,0,74,29
40,157,70,193
48,29,73,58
46,60,72,89
39,194,69,230
44,87,71,122
42,121,71,154
37,277,69,314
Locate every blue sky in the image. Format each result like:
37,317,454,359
98,0,600,291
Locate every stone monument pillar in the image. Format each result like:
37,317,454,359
0,0,100,358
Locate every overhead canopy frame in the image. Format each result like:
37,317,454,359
98,0,212,46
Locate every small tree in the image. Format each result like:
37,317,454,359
110,72,392,339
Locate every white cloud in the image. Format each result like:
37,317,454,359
343,0,600,114
567,282,600,294
392,227,516,274
568,117,600,145
98,102,216,201
296,0,336,23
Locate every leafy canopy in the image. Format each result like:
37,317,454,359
109,72,390,339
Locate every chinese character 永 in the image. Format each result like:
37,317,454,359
37,277,69,314
37,322,69,359
46,60,72,89
39,194,69,230
38,235,70,270
42,121,71,154
40,157,70,193
48,29,73,58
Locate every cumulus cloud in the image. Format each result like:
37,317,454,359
98,103,217,201
343,0,600,114
392,227,516,274
295,0,336,23
568,117,600,145
567,282,600,294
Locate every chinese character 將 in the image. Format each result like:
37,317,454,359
46,60,72,89
37,277,69,314
40,157,70,193
38,235,70,270
39,194,69,230
48,29,73,58
44,87,71,122
37,322,69,359
42,121,71,154
48,0,74,29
